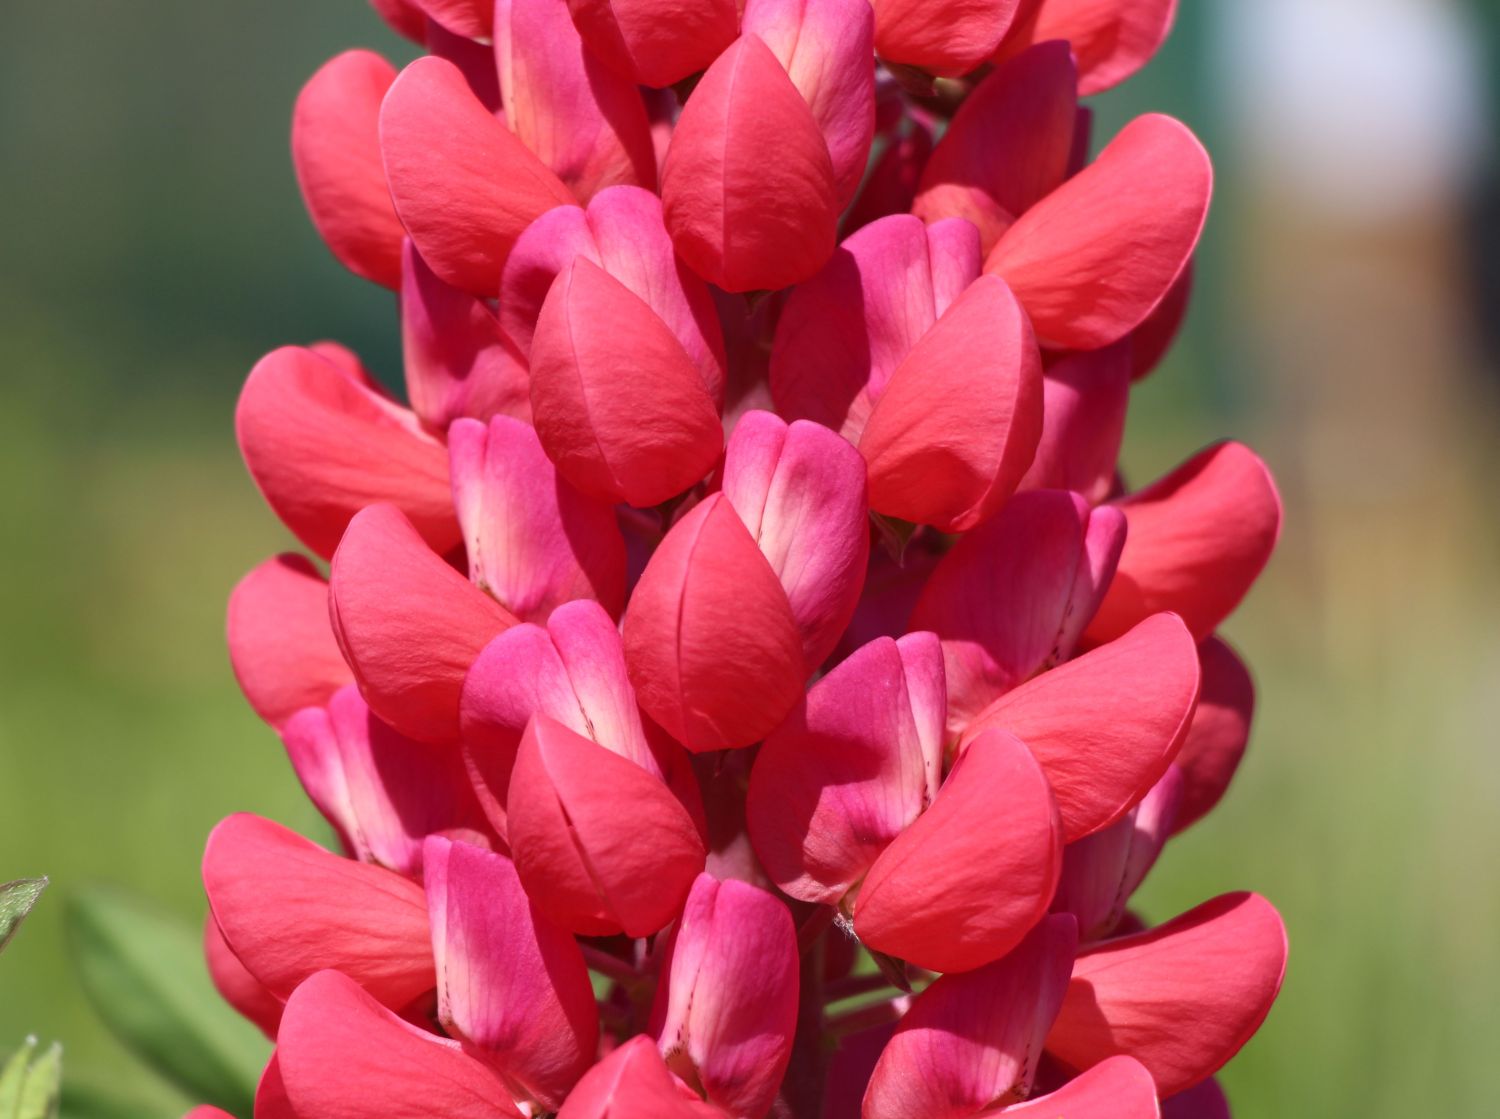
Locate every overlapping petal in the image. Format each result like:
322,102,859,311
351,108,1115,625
999,0,1179,96
870,0,1023,76
1172,636,1255,833
565,0,740,88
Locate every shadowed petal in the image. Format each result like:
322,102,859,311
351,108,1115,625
870,0,1022,76
1172,636,1255,833
565,0,739,88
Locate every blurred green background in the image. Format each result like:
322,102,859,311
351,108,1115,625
2,2,1497,1116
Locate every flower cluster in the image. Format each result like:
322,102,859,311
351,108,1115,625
199,0,1288,1116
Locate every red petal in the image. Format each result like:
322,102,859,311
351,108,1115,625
203,915,282,1039
413,0,493,38
870,0,1022,76
329,504,517,745
1001,0,1179,96
1018,341,1130,504
236,346,459,561
1129,258,1193,381
557,1036,721,1118
1046,893,1288,1095
987,114,1211,350
1086,442,1282,644
855,730,1063,973
996,1056,1161,1117
292,51,405,288
565,0,739,88
227,554,351,729
380,56,573,296
202,815,433,1008
1172,636,1255,833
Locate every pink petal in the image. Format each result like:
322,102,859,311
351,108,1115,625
987,114,1211,350
425,838,596,1108
622,494,807,751
184,1109,235,1119
870,0,1022,76
565,0,740,88
460,598,657,834
401,242,531,429
910,489,1125,734
855,729,1063,973
276,971,522,1119
1046,893,1288,1096
741,0,877,205
291,51,405,288
507,715,705,936
226,554,352,729
721,410,870,669
661,35,840,292
652,874,799,1119
380,56,574,296
558,1036,722,1119
283,685,494,877
1172,636,1255,833
747,632,944,904
412,0,492,38
203,915,282,1039
500,187,727,399
202,815,434,1009
1086,442,1282,644
495,0,656,202
959,613,1201,840
1017,340,1131,503
1050,768,1184,942
863,915,1078,1119
859,275,1043,531
329,503,518,745
529,257,723,506
235,346,459,561
449,415,626,622
1001,0,1179,96
913,43,1078,254
1161,1076,1230,1119
995,1056,1161,1117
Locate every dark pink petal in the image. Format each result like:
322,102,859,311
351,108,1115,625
842,110,934,234
236,346,460,561
557,1036,721,1119
855,730,1063,973
913,43,1078,254
401,242,531,429
329,504,518,745
742,0,877,205
652,875,799,1119
1161,1076,1230,1119
1172,636,1255,833
412,0,492,38
747,632,944,904
426,21,505,112
276,971,521,1119
529,257,723,506
959,613,1200,840
291,51,405,288
425,838,596,1108
721,411,870,668
184,1109,235,1119
996,1056,1161,1117
830,546,939,665
860,275,1043,531
1001,0,1178,96
1047,893,1288,1095
449,415,626,622
283,685,493,877
254,1056,295,1119
369,0,429,40
987,114,1211,350
661,35,840,292
461,598,658,834
864,915,1078,1119
771,214,982,441
500,187,726,398
870,0,1022,76
824,1025,895,1119
507,715,705,936
495,0,656,201
380,56,574,296
1086,442,1282,644
910,490,1125,734
1130,258,1193,381
202,815,434,1008
1018,341,1131,503
227,554,352,729
1050,768,1183,942
623,494,807,751
566,0,739,88
203,915,282,1038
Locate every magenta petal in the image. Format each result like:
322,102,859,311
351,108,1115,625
412,0,493,38
652,874,799,1119
996,1056,1161,1117
425,838,596,1108
1161,1076,1231,1119
863,915,1078,1119
747,632,944,904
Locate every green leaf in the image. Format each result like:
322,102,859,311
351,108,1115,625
0,1038,62,1119
66,890,268,1116
0,879,48,954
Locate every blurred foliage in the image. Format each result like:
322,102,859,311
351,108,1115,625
0,1039,63,1119
0,881,47,955
0,3,1496,1118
